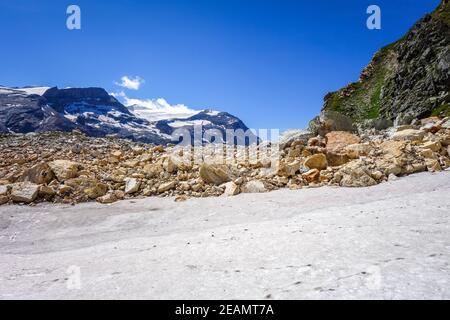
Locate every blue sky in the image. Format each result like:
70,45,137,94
0,0,441,130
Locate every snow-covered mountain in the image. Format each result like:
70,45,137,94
0,86,257,145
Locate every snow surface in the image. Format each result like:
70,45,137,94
207,110,221,116
0,86,50,96
0,88,13,95
0,171,449,299
17,87,50,96
169,120,212,128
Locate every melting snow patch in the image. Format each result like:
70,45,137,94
169,120,212,128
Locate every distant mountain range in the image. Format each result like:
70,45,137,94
0,86,257,145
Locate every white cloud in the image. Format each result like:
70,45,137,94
114,76,145,90
110,91,126,98
124,97,200,121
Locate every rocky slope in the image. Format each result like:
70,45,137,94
0,116,449,206
320,0,450,127
0,86,256,145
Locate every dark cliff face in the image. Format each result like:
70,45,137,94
382,13,450,122
322,0,450,126
43,87,132,115
0,88,77,133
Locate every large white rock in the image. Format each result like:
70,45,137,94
124,178,140,194
222,182,240,196
241,180,267,193
10,182,39,203
0,185,9,196
392,129,425,142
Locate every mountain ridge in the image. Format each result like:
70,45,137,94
0,86,257,145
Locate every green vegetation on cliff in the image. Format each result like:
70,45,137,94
432,0,450,25
322,0,450,124
323,42,397,121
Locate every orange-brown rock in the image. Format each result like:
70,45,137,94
325,131,361,166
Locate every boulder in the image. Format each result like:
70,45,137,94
222,182,240,196
59,185,74,195
344,143,371,159
123,160,139,168
302,169,320,183
10,182,39,203
175,195,189,202
441,118,450,129
241,180,267,193
325,131,361,166
332,161,377,188
420,117,441,126
114,190,126,200
388,174,399,181
38,185,56,197
376,141,409,176
278,130,313,150
420,148,437,159
19,163,55,184
49,160,82,181
199,163,232,185
158,181,176,193
143,163,163,178
277,160,301,177
111,150,123,158
326,152,350,167
371,170,384,181
421,122,442,134
124,178,140,194
426,159,442,172
0,195,8,205
304,154,328,170
422,141,441,152
167,155,192,172
84,183,108,199
392,129,425,142
162,156,178,173
319,169,334,182
65,178,108,199
0,185,9,196
97,193,118,204
326,131,361,154
380,140,407,158
309,111,354,136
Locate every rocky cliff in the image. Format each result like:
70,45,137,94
321,0,450,127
